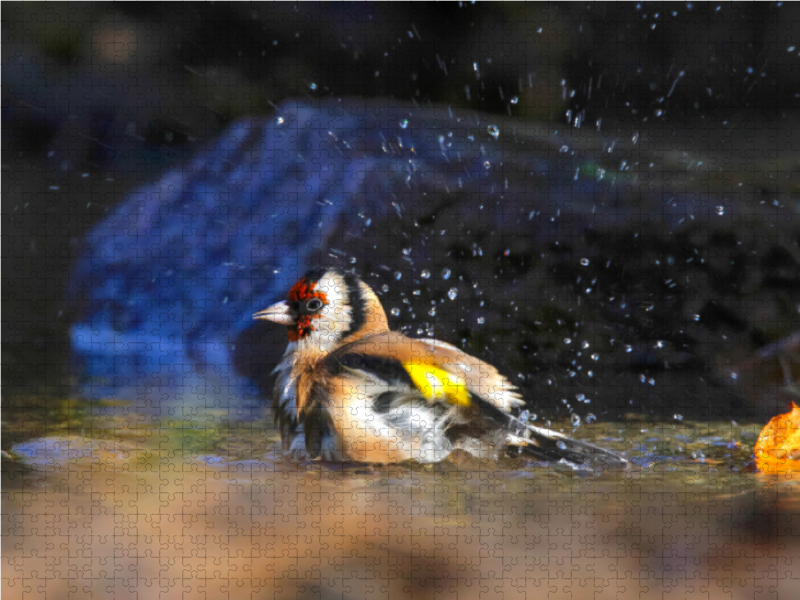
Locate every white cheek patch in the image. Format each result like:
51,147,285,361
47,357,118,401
316,273,346,304
313,273,351,338
319,305,336,330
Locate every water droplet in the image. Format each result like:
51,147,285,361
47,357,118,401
412,290,421,296
391,308,400,316
381,284,389,293
580,258,590,266
716,205,725,216
571,414,581,427
585,413,597,424
394,271,402,280
399,118,409,129
556,440,568,451
275,116,285,125
420,270,431,279
591,353,600,361
564,338,572,345
487,125,500,140
626,345,633,353
673,414,684,422
428,307,437,316
519,410,530,422
447,288,458,300
441,268,451,280
309,82,317,90
477,317,485,325
510,96,519,104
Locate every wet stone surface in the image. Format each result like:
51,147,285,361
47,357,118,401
3,398,798,600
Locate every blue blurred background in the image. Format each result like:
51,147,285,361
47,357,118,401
4,2,800,422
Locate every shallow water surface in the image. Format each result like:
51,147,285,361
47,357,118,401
3,399,799,599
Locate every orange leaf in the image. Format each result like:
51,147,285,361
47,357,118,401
754,401,800,474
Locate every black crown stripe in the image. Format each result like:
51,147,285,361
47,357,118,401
341,271,366,340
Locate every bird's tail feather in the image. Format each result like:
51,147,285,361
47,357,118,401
505,418,628,468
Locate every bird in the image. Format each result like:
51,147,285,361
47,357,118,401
254,267,627,467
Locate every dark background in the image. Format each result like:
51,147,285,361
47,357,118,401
4,2,800,420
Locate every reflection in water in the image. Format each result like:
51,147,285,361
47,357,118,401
4,404,799,599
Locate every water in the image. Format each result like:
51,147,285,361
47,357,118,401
4,397,798,599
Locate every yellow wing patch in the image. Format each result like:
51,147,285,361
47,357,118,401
402,363,470,408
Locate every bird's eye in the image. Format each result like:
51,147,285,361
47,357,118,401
306,298,324,312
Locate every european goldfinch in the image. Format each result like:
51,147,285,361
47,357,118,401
254,268,626,467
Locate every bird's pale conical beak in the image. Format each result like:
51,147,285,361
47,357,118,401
253,301,295,325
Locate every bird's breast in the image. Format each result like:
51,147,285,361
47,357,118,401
290,359,332,419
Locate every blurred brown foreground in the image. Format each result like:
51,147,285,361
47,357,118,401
3,438,799,600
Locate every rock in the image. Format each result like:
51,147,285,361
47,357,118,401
68,98,793,420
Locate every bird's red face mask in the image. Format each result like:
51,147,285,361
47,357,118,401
253,278,329,341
